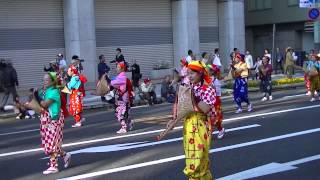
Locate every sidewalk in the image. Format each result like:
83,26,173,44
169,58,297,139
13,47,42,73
0,73,305,118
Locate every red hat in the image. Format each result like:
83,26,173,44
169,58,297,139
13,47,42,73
144,78,151,84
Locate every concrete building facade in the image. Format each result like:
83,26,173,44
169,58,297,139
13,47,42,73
0,0,245,89
245,0,315,59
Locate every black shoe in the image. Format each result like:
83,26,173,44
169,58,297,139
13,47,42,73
0,108,5,112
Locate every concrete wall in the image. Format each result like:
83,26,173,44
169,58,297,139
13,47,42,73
245,0,308,26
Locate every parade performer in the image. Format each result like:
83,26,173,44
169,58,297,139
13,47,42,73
183,61,216,180
259,56,273,101
28,72,71,175
67,65,85,127
308,54,320,102
207,63,225,139
231,53,253,113
171,58,190,86
303,58,312,95
110,62,134,134
159,60,216,180
303,54,316,97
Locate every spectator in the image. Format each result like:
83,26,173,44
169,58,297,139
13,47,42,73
285,47,295,78
264,49,272,65
274,48,284,74
201,52,209,65
186,50,193,63
0,60,19,112
71,55,83,73
213,48,222,68
259,56,273,101
253,56,262,80
97,54,110,79
0,59,5,91
161,76,176,103
44,61,58,72
57,53,68,70
131,60,141,91
140,78,157,105
245,50,254,79
15,89,35,119
110,48,125,64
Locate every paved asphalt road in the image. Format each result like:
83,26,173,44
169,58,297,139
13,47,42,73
0,87,319,180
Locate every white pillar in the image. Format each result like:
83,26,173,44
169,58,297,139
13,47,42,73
63,0,97,82
172,0,200,68
218,0,245,72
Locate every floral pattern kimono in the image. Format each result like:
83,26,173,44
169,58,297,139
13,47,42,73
183,83,216,180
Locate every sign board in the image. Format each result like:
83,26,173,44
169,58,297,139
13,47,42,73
308,8,320,20
300,0,320,8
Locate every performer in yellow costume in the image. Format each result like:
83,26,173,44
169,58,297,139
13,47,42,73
183,60,216,180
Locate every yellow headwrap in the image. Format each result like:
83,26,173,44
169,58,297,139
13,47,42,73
187,60,212,85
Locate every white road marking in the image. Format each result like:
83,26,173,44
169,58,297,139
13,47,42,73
1,104,320,158
223,104,320,123
281,94,306,99
0,129,38,136
58,127,320,180
217,154,320,180
40,124,260,159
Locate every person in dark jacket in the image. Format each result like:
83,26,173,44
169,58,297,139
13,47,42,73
110,48,125,64
131,60,141,90
0,59,6,91
97,54,110,102
0,60,19,112
98,54,110,79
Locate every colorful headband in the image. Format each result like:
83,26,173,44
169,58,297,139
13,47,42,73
117,62,126,70
68,65,79,75
188,60,212,84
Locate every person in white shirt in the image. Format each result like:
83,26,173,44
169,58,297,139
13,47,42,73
264,49,272,65
245,51,254,69
213,48,222,68
186,50,193,63
201,52,209,65
245,50,254,79
57,53,67,70
140,78,157,105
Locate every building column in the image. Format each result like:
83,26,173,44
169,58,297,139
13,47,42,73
172,0,200,68
218,0,245,72
63,0,97,82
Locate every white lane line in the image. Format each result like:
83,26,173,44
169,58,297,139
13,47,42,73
281,94,306,99
0,129,38,136
217,154,320,180
1,104,319,157
40,124,260,159
58,127,320,180
0,124,259,158
223,104,320,123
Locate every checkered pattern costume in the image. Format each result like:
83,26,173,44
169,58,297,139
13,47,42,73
40,110,65,156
